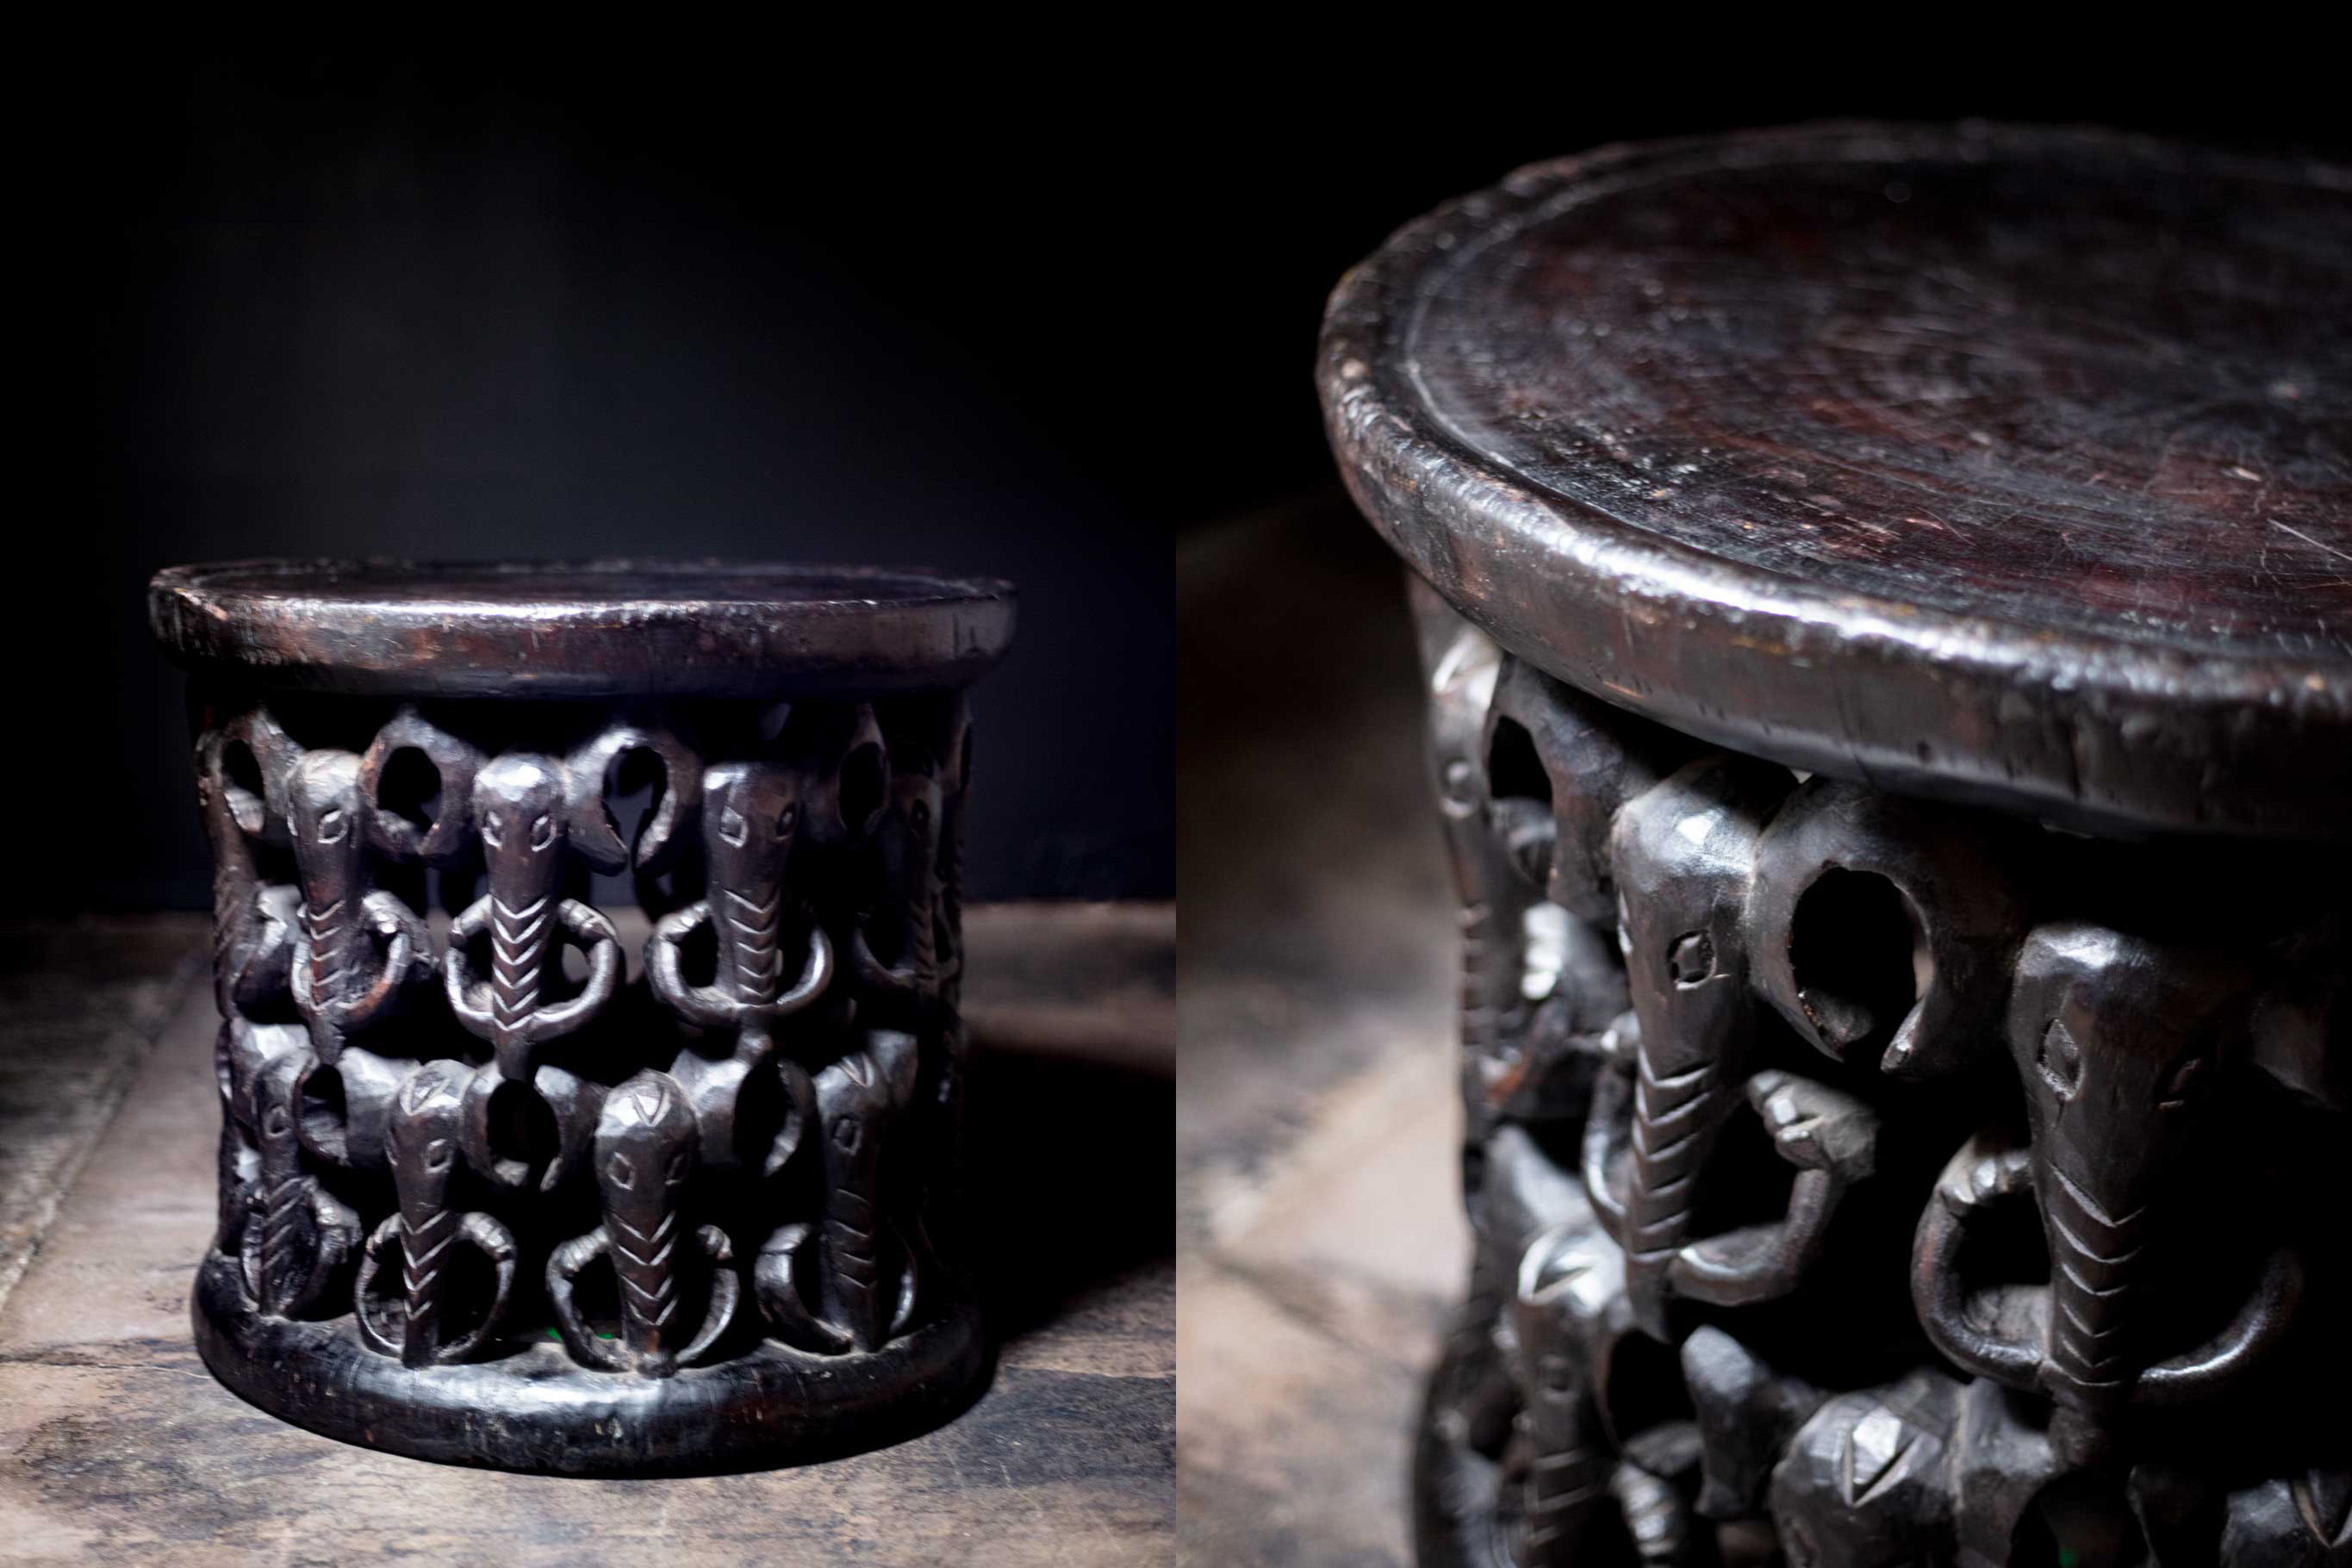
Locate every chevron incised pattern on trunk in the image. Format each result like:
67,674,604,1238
1400,619,2346,1566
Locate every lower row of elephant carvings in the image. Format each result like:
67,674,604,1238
1408,590,2349,1567
196,688,971,1380
219,1015,930,1375
1428,1129,2347,1568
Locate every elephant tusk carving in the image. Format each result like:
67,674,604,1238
2135,1242,2304,1404
1668,1069,1876,1306
1911,1130,2046,1392
1586,1060,1875,1316
646,908,832,1036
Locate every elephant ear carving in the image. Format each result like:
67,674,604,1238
1745,777,2030,1079
358,707,484,865
781,702,890,847
564,720,701,874
1481,659,1697,921
2249,918,2350,1112
202,705,301,844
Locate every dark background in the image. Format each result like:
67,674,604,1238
37,47,2345,912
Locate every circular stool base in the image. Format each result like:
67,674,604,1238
192,1253,991,1477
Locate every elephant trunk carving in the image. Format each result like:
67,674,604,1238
702,760,800,1015
1606,757,1789,1338
756,1030,921,1354
853,750,945,1027
449,753,620,1082
549,1070,737,1378
475,756,566,1076
288,751,411,1063
241,1048,358,1319
386,1061,467,1366
602,1073,695,1366
817,1032,919,1351
1509,1219,1622,1566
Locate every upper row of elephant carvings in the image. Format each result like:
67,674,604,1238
196,696,968,1082
1450,650,2343,1111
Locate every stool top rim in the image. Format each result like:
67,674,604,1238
1321,121,2352,841
151,558,1017,698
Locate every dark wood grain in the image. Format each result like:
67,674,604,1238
1321,123,2352,840
151,560,1017,698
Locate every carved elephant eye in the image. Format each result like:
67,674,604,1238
2158,1054,2209,1110
718,805,750,848
1668,931,1715,987
315,807,348,845
1538,1352,1574,1394
481,812,504,849
606,1152,637,1190
264,1108,292,1138
910,798,931,837
530,812,555,851
775,803,799,839
667,1148,692,1183
2036,1017,2082,1102
424,1137,454,1173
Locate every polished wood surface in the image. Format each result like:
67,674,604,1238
1322,123,2351,839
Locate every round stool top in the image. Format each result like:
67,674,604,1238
1321,123,2351,841
151,560,1017,698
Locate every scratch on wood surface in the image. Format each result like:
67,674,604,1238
2271,519,2352,567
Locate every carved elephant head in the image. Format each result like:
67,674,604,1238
1913,924,2303,1422
699,758,809,1008
285,750,430,1064
1589,753,1793,1338
445,753,620,1080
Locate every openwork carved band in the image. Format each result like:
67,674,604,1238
1409,587,2349,1568
190,684,982,1471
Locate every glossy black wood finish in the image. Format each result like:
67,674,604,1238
152,560,1016,698
153,559,1005,1475
1325,129,2352,1568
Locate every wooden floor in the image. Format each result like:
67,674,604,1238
0,904,1173,1567
1175,497,1472,1567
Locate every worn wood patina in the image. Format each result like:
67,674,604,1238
1322,125,2351,1568
146,559,1020,1476
1322,122,2351,842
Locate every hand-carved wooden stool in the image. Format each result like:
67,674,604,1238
1319,125,2350,1567
150,561,1013,1474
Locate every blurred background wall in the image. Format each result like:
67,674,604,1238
50,50,1192,912
38,42,2342,914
